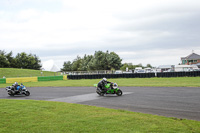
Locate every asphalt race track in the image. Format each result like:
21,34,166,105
0,86,200,121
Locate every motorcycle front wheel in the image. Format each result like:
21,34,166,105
8,90,14,96
116,89,123,96
25,91,30,96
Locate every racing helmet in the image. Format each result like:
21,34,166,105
103,77,107,81
113,83,118,89
14,82,18,86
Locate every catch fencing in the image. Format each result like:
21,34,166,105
67,71,200,79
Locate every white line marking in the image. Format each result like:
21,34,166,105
47,92,133,103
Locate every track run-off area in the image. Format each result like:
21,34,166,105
0,86,200,121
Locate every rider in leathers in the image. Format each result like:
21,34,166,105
98,78,111,92
12,82,21,92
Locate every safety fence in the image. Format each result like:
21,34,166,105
38,76,64,81
1,71,200,83
67,71,200,79
0,78,6,84
0,75,67,84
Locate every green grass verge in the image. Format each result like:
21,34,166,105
0,68,61,78
0,99,199,133
0,77,200,88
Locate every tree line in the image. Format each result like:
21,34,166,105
120,63,153,71
1,50,152,71
61,50,153,71
62,51,122,71
0,50,41,70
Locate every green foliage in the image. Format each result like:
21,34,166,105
120,63,153,71
81,55,93,71
146,63,152,68
62,51,122,71
0,50,10,67
61,61,72,71
0,99,199,133
0,50,41,70
72,56,82,71
107,52,122,70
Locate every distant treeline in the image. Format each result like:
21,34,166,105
0,50,41,70
1,50,153,71
62,51,122,71
61,50,153,71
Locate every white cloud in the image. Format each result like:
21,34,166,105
0,0,200,69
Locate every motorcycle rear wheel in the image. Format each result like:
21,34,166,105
116,90,123,96
96,90,104,96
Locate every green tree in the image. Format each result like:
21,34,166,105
107,52,122,70
32,54,42,70
72,56,82,71
15,52,41,70
62,51,123,71
120,63,134,71
80,55,93,71
0,50,9,67
146,64,152,68
89,51,107,70
15,52,29,68
62,61,72,71
5,51,18,68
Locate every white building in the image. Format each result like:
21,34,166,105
175,65,198,72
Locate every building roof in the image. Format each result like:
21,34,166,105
181,53,200,60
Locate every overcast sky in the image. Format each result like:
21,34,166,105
1,0,200,69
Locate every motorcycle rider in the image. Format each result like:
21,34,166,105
12,82,21,92
98,78,112,92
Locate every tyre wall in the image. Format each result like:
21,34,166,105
67,71,200,79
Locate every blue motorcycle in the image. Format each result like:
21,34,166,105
5,83,30,96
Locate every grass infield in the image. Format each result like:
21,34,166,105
0,77,200,88
0,99,199,133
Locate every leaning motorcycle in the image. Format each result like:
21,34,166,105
5,83,30,96
94,83,123,96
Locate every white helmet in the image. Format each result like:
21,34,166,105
103,77,107,81
14,82,18,86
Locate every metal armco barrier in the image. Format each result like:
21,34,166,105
38,76,63,81
0,76,67,84
0,78,6,84
67,71,200,79
6,77,38,83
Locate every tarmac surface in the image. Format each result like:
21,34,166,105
0,86,200,121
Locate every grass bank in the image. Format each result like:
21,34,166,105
0,99,199,133
0,77,200,88
0,68,61,78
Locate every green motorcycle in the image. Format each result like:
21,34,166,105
94,83,123,96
